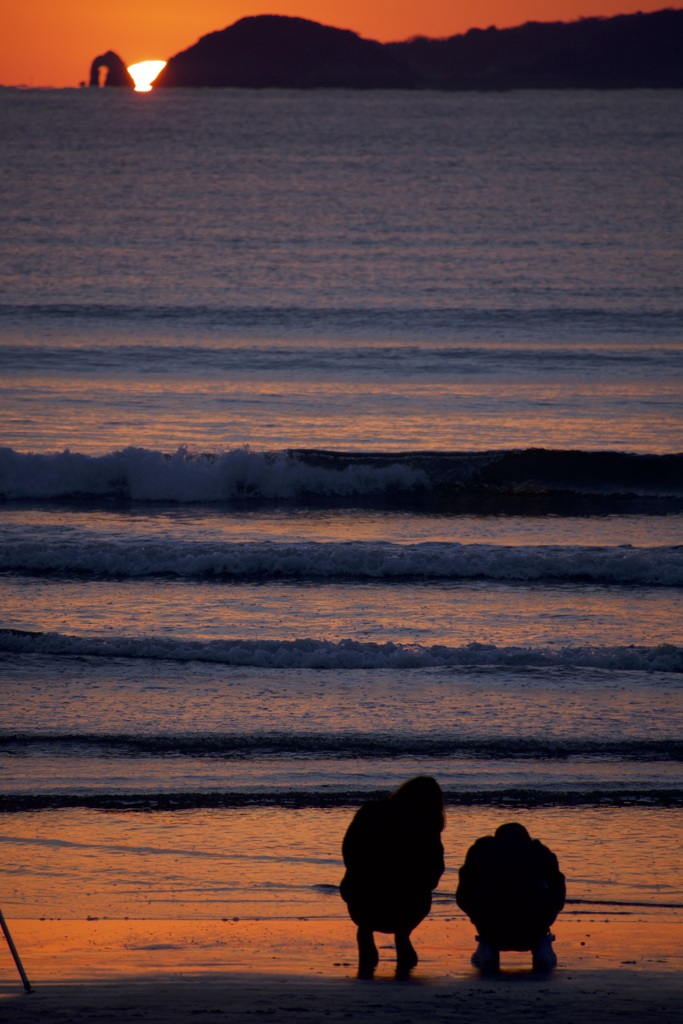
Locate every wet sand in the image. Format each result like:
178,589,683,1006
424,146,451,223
1,916,681,1023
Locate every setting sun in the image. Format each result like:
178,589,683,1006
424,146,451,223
127,60,167,91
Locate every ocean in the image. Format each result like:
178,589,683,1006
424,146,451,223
0,87,681,935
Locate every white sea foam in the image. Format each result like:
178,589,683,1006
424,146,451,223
1,530,681,585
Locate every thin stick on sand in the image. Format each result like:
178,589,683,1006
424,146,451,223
0,908,33,993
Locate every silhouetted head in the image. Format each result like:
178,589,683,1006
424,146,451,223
390,775,445,831
494,822,531,844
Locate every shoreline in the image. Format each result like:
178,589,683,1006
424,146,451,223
2,973,683,1024
2,916,682,1024
2,918,681,1023
4,915,681,977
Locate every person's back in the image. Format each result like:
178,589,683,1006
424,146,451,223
456,821,565,971
340,775,445,976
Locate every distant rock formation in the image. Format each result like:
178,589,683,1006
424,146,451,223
155,15,413,88
154,9,683,90
89,51,134,88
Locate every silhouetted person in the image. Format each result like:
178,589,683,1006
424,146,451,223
456,821,565,971
340,775,445,977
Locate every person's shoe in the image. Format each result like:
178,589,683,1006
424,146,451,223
471,938,500,971
532,933,557,970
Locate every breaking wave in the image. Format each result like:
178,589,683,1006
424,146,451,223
2,535,681,586
2,629,681,672
1,446,681,512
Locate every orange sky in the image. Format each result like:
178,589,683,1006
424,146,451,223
2,2,681,87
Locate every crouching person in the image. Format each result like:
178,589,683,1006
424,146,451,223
340,776,445,977
456,821,565,971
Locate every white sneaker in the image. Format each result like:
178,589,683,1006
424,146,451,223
532,933,557,970
471,938,500,971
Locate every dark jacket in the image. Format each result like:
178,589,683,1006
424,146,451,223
456,830,566,950
340,798,444,934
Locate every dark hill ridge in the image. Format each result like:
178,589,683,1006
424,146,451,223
154,9,683,89
156,15,413,88
388,8,683,89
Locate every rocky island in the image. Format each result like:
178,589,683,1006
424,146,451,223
89,51,134,87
